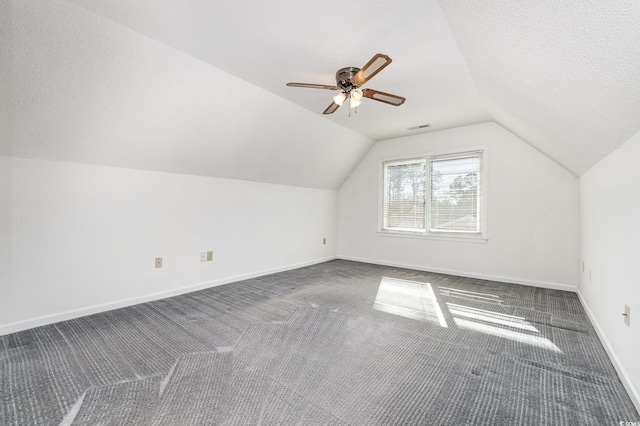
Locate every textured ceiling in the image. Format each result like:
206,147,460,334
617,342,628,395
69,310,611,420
438,0,640,175
65,0,491,141
0,0,374,190
2,0,639,188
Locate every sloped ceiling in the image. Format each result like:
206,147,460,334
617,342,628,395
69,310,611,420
0,0,376,190
438,0,640,176
2,1,639,189
65,0,491,141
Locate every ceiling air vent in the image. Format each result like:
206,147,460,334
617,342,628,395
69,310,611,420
407,124,431,130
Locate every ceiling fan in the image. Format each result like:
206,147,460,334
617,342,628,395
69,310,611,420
286,53,406,114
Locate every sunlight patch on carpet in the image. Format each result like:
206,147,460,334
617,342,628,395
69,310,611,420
374,277,448,327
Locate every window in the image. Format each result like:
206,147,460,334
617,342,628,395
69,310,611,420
380,148,487,242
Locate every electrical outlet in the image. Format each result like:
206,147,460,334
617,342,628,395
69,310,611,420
624,305,630,327
323,238,326,245
200,252,207,262
207,251,214,262
155,257,163,268
582,261,585,272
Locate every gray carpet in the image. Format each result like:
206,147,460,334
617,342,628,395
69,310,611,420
0,260,638,425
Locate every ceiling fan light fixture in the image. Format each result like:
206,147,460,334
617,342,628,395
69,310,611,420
350,89,363,108
333,92,347,106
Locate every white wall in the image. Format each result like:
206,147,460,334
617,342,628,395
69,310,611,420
337,122,579,289
0,160,9,301
580,129,640,403
0,156,337,333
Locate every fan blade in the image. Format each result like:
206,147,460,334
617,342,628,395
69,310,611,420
352,54,392,86
323,101,341,114
287,82,339,90
362,89,406,106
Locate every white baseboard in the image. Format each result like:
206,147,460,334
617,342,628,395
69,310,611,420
576,289,640,413
337,255,577,292
0,256,337,336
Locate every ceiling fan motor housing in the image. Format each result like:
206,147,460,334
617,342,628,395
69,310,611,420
336,67,360,91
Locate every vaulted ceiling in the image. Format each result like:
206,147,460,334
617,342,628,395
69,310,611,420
2,0,639,189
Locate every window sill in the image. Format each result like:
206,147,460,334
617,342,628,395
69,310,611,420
377,230,488,244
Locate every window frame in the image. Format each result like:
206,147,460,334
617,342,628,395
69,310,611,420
378,146,488,243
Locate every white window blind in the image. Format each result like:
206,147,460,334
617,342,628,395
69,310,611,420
380,149,485,240
429,153,481,233
382,159,427,232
